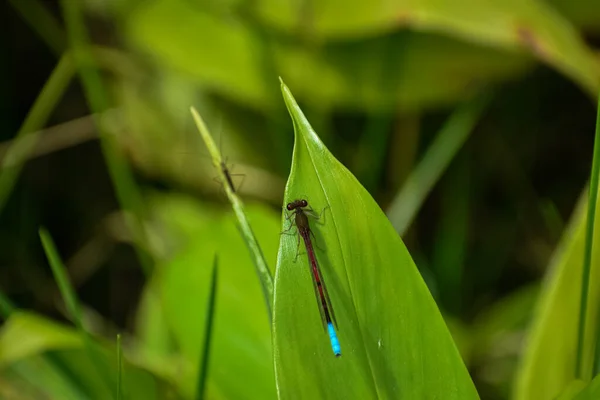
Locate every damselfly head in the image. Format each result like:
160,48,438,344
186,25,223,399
286,199,309,211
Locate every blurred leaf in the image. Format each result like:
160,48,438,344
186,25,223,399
471,285,540,357
0,312,82,366
127,1,270,108
574,374,600,399
39,227,115,394
9,0,66,55
3,355,89,400
575,92,600,378
514,191,600,399
273,81,478,398
256,0,600,96
547,0,600,33
62,0,154,274
467,285,539,398
0,54,74,216
127,0,532,112
0,289,16,318
387,93,490,235
142,194,278,399
556,379,587,399
0,312,174,399
555,375,600,400
39,227,84,326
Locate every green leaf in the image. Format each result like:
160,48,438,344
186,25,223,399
126,0,531,112
555,380,587,399
547,0,600,33
575,92,600,378
39,227,115,394
116,334,123,400
516,95,600,398
0,312,82,367
273,80,478,398
555,376,600,400
574,374,600,399
514,192,600,399
0,54,74,216
145,194,278,399
387,92,491,235
255,0,599,96
195,256,218,400
0,312,173,399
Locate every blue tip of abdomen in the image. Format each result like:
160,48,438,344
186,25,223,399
327,322,342,357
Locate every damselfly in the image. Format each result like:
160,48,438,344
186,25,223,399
285,199,341,357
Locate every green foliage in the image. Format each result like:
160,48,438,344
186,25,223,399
3,0,600,398
126,0,531,112
0,55,74,216
515,96,600,399
0,312,169,399
127,0,599,114
138,195,279,399
191,107,274,317
273,81,478,398
387,93,491,235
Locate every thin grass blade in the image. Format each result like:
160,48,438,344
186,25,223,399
387,93,491,235
191,107,274,320
195,255,219,400
39,227,115,397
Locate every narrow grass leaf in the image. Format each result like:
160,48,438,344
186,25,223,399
195,255,218,400
514,190,600,399
387,93,490,235
191,107,274,320
8,0,66,55
273,80,478,399
151,194,276,399
117,333,123,400
515,95,600,399
39,227,114,396
60,0,153,275
39,228,82,325
576,91,600,378
0,54,74,216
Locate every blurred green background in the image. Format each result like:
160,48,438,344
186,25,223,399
1,0,600,399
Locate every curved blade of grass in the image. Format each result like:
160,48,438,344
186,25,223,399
273,80,478,399
39,227,114,397
387,93,490,235
190,107,274,320
576,91,600,378
39,228,82,328
514,189,600,399
195,255,218,400
9,0,66,55
116,334,123,400
0,54,74,216
515,96,600,399
60,0,153,275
